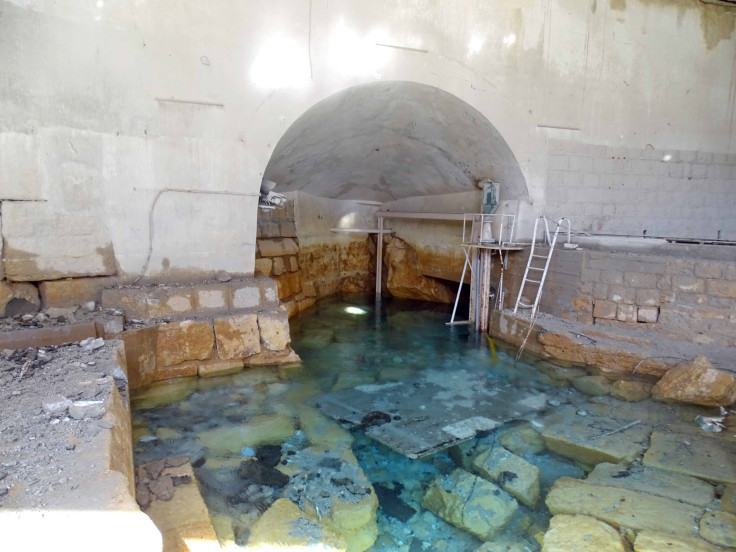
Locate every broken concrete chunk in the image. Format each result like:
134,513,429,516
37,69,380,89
652,355,736,407
643,430,736,484
68,400,105,419
541,515,625,552
42,395,72,416
545,477,703,536
422,468,518,541
472,445,541,508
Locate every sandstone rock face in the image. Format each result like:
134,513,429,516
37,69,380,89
541,515,625,552
422,469,518,541
472,445,541,508
258,311,291,351
156,320,214,367
385,238,455,303
213,314,260,359
3,201,116,281
652,355,736,406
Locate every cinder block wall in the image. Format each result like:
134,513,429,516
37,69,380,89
499,245,736,348
544,141,736,240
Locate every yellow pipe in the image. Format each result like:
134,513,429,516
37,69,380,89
485,333,498,363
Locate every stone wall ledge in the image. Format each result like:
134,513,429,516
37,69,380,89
491,309,736,407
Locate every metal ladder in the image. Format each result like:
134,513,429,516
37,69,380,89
514,216,570,317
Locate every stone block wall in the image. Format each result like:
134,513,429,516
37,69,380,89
255,198,375,317
500,244,736,348
104,278,299,389
544,140,736,240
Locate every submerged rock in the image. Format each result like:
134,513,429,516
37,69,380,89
545,477,703,536
195,414,295,454
422,468,518,541
700,511,736,548
634,530,722,552
498,422,546,456
610,379,651,402
652,355,736,407
571,375,611,396
472,444,541,508
541,515,625,552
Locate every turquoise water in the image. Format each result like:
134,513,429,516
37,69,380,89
133,295,586,551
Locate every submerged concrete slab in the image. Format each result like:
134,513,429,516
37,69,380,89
316,369,548,459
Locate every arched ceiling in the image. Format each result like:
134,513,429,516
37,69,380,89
264,81,527,204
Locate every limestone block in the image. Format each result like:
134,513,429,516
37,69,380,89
610,380,651,402
231,284,260,309
288,255,299,272
571,375,611,396
243,347,301,366
593,300,617,319
39,277,112,308
247,498,346,551
541,515,625,552
546,477,703,535
637,306,659,323
102,287,150,319
258,238,299,257
707,279,736,298
634,531,722,552
298,406,353,450
652,355,736,406
258,311,291,351
260,279,279,303
635,288,660,307
700,511,736,548
616,304,637,323
279,221,297,238
3,202,116,281
122,326,158,389
254,257,272,276
571,296,593,313
498,423,546,455
258,221,280,238
196,414,295,453
143,462,220,552
272,256,286,276
154,361,198,382
472,445,541,507
540,405,651,465
0,281,41,316
213,314,260,359
722,484,736,514
422,469,518,541
156,320,214,367
276,271,303,299
194,285,228,312
585,462,714,507
197,359,244,378
147,289,194,318
643,430,736,484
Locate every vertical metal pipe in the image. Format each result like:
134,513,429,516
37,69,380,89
376,216,384,298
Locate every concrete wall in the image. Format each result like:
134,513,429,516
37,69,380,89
1,0,735,288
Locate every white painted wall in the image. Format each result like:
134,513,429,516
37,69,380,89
1,0,734,281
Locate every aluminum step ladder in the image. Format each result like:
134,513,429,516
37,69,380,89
514,216,570,317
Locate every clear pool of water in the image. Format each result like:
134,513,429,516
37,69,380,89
132,295,596,551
